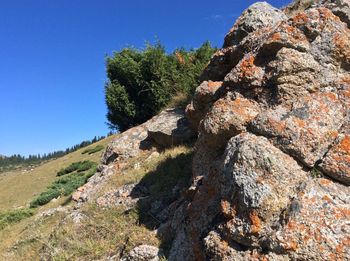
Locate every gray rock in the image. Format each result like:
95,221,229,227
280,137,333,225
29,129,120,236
102,108,195,165
96,183,148,210
219,133,307,246
251,92,345,167
269,178,350,260
101,124,150,165
224,2,287,47
322,0,350,27
186,81,223,130
147,108,195,147
121,245,162,261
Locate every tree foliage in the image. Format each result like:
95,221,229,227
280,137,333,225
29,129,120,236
105,41,216,131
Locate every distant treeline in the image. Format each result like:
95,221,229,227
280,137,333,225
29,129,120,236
0,133,113,172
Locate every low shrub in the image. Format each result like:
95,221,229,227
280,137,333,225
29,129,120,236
57,161,96,176
0,208,34,230
31,166,97,208
76,161,96,172
81,145,104,155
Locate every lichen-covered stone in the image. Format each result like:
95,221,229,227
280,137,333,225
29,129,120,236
269,178,350,260
268,47,321,102
186,81,223,130
218,133,307,247
322,0,350,27
224,2,287,47
101,125,149,165
165,1,350,260
204,231,289,261
321,133,350,184
224,54,265,88
199,93,260,148
251,92,345,167
76,108,193,203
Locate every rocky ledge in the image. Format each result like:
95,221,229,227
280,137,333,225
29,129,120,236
167,0,350,260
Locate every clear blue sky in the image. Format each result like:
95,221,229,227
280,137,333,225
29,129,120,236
0,0,290,156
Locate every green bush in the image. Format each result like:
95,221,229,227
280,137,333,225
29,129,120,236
105,41,216,131
81,145,104,155
0,208,34,230
31,166,97,208
29,189,61,208
57,161,96,176
76,161,96,172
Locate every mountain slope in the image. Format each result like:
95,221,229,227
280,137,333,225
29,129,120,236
0,135,115,211
0,0,349,260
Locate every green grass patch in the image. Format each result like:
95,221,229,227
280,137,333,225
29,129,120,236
81,145,104,155
30,166,97,208
311,167,323,178
57,160,96,176
0,208,34,230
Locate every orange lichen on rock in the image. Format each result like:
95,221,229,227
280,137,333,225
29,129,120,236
319,178,332,186
239,55,258,78
292,12,309,24
231,98,259,122
318,7,340,21
166,1,350,260
221,200,237,219
207,80,223,89
270,32,281,41
333,32,350,63
321,134,350,184
338,136,350,152
267,118,286,133
284,240,299,251
249,211,262,234
293,118,306,128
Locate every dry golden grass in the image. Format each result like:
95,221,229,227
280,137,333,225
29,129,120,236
0,144,193,260
0,196,69,260
41,204,160,260
165,92,191,109
0,135,116,211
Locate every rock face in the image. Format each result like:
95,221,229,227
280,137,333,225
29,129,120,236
73,108,194,203
147,108,196,147
102,108,195,165
168,1,350,260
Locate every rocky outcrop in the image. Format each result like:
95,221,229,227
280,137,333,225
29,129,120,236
73,108,194,203
147,108,196,147
169,1,350,260
102,108,194,165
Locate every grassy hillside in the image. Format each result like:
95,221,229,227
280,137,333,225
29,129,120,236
0,135,116,211
0,144,193,260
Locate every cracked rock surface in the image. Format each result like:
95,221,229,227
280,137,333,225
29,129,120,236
167,1,350,260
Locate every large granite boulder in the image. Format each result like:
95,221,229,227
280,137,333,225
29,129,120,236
165,1,350,260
